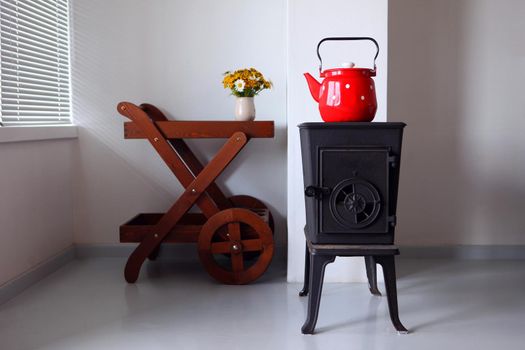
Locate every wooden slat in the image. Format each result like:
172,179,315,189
228,222,244,272
120,224,263,243
242,239,264,252
210,242,232,254
123,213,206,225
124,121,274,139
120,213,204,242
120,225,200,243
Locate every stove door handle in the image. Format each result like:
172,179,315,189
305,186,331,199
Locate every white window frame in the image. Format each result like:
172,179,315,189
0,0,77,143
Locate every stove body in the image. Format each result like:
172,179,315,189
298,122,408,335
299,122,405,245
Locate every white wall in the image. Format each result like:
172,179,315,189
389,0,525,246
0,140,74,286
287,0,388,282
71,0,287,252
3,0,522,289
3,0,524,291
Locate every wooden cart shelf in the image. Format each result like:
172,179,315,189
120,209,270,243
124,120,274,139
116,101,275,285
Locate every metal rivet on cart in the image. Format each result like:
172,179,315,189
191,188,197,193
236,137,241,141
153,137,159,142
361,96,365,101
120,105,126,111
154,234,158,238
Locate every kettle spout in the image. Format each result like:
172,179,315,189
304,73,321,102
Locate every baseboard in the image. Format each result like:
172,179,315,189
75,243,197,261
399,245,525,260
75,243,288,262
75,244,525,261
0,245,75,305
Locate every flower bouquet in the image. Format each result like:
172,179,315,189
222,68,272,121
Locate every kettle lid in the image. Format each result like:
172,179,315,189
341,62,356,69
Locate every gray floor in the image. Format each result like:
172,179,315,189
1,257,525,350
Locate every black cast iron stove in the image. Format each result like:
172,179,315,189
298,122,408,334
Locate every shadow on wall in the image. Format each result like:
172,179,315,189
389,0,525,246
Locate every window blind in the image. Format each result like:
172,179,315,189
0,0,71,126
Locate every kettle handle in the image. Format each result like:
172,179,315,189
317,37,380,74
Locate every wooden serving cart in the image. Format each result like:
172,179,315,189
117,102,275,285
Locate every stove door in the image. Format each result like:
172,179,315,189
319,147,390,234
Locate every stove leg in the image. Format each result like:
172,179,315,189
299,243,310,297
301,254,335,334
365,256,381,296
375,255,409,334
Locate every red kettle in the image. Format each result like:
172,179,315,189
304,37,379,122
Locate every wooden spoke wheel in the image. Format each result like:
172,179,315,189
198,208,274,285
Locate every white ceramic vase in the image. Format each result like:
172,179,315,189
234,97,256,121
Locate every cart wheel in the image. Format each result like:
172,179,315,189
229,195,275,233
198,208,274,285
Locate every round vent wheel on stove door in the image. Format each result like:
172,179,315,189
329,178,381,229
